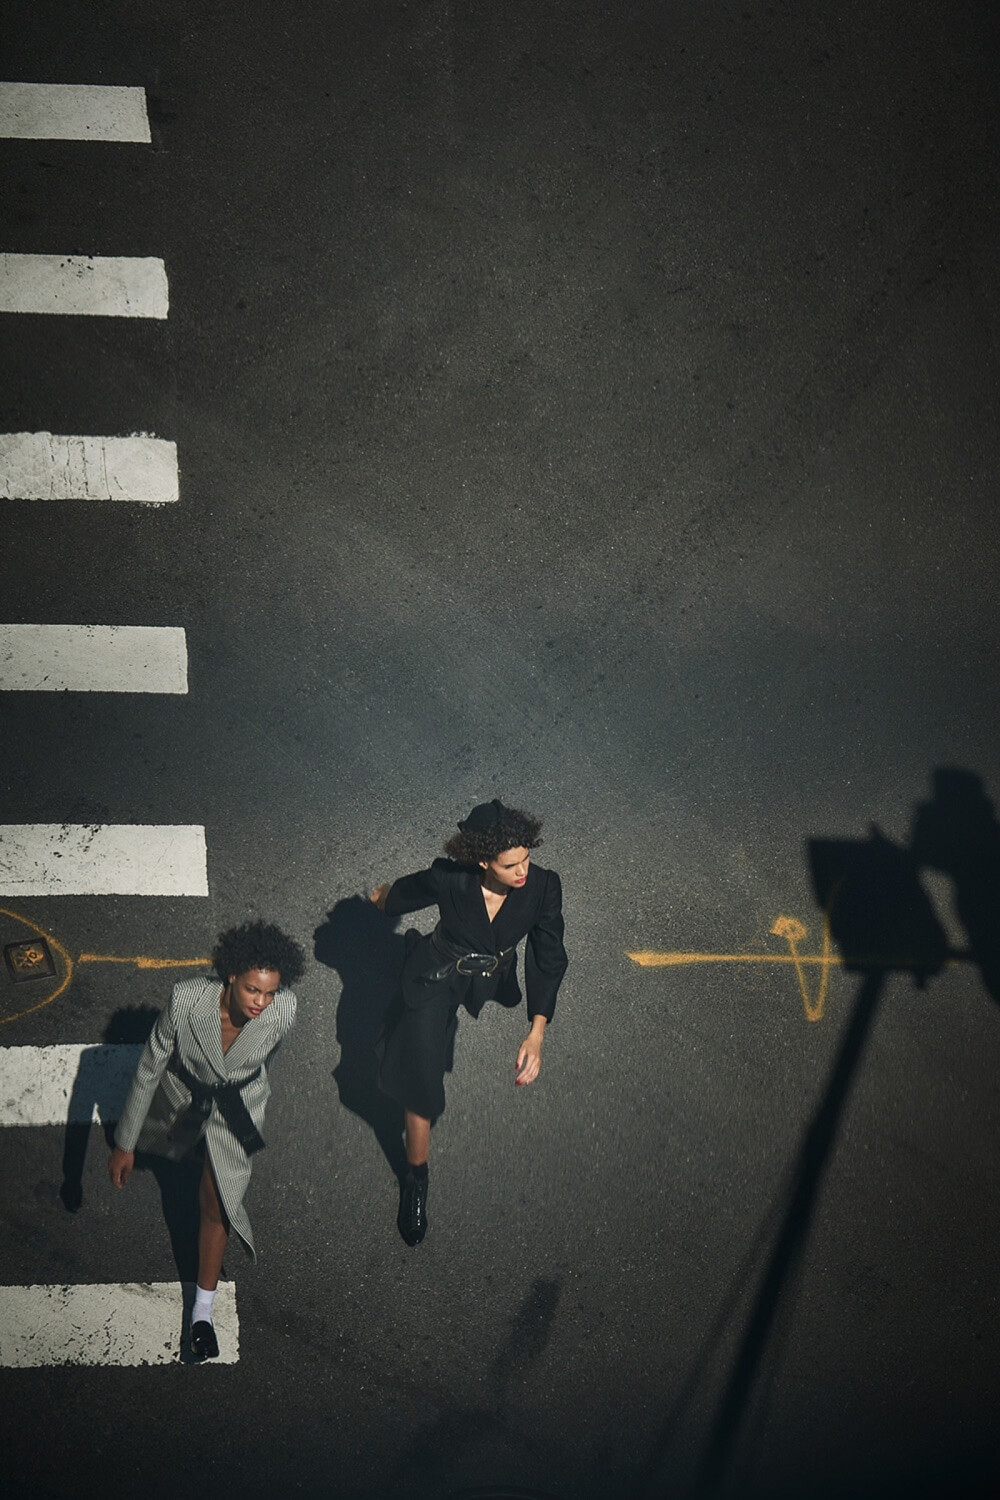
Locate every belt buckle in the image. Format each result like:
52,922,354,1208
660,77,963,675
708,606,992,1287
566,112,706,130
455,952,498,977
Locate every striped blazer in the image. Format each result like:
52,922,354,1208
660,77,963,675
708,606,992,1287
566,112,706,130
115,974,297,1260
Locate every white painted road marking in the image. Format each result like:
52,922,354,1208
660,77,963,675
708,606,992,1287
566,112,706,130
0,825,209,896
0,254,168,318
0,1282,239,1367
0,82,151,142
0,1043,143,1126
0,625,189,694
0,432,179,503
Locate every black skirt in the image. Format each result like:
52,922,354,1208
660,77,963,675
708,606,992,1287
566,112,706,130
376,930,519,1120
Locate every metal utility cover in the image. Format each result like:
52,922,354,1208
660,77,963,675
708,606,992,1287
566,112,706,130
3,939,56,983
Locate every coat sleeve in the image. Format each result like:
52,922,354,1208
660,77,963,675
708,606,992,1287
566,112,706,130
261,992,297,1070
113,986,181,1151
524,870,568,1021
384,863,447,918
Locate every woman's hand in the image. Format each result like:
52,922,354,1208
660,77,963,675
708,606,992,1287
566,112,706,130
108,1147,135,1188
370,882,391,911
515,1017,547,1086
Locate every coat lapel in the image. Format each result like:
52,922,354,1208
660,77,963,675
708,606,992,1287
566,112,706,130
188,979,227,1077
224,1001,281,1073
464,873,499,952
462,869,536,951
492,870,537,947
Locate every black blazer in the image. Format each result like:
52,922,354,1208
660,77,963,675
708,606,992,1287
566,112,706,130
385,858,568,1020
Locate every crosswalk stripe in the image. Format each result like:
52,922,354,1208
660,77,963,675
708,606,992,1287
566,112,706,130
0,624,189,694
0,82,151,143
0,1043,142,1126
0,254,168,318
0,1282,239,1366
0,825,209,896
0,432,178,503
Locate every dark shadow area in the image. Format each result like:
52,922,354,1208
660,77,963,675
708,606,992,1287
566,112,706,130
445,1489,566,1499
693,821,949,1495
642,817,961,1493
134,1149,206,1290
911,767,1000,1002
313,895,407,1181
810,824,952,981
60,1004,208,1316
697,967,885,1496
641,773,1000,1498
634,1185,791,1499
487,1277,562,1400
60,1005,157,1212
387,1277,564,1498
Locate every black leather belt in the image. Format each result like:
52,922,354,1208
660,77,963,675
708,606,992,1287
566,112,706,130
430,924,513,978
169,1055,266,1156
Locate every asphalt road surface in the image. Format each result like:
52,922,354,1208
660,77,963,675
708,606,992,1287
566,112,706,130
1,3,999,1497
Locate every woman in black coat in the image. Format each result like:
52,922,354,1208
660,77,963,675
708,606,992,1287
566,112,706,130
371,799,568,1245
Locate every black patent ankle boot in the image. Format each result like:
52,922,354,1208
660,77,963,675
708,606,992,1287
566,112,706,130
398,1166,428,1246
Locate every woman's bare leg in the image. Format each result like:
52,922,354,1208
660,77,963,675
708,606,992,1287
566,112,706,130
197,1158,229,1291
404,1110,430,1166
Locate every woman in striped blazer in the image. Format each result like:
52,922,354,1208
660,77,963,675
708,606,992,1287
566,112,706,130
108,920,304,1360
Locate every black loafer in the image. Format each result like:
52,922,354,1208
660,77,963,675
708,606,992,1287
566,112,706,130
398,1170,428,1247
190,1320,220,1360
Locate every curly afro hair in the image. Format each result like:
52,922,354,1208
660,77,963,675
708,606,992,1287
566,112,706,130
212,920,306,987
444,804,544,866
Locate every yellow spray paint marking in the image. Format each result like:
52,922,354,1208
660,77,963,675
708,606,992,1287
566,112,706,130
0,906,208,1027
770,914,832,1023
78,953,210,970
628,911,838,1022
0,907,75,1026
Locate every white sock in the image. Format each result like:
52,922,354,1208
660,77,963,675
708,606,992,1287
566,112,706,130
192,1285,216,1325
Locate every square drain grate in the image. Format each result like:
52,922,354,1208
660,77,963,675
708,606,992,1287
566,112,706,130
4,939,56,983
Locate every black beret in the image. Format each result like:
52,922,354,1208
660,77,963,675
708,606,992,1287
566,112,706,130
458,798,507,833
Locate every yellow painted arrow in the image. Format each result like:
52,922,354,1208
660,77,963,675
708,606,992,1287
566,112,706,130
629,913,837,1022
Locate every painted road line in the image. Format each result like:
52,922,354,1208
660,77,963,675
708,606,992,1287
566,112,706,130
78,953,211,971
628,951,836,967
0,254,168,318
0,905,210,1030
631,912,837,1021
0,825,209,897
0,625,188,694
0,1282,239,1367
0,432,178,503
0,82,150,142
0,1043,142,1126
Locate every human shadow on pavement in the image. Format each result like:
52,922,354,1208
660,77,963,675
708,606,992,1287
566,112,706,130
60,1005,155,1212
641,771,1000,1498
61,1004,206,1293
313,895,408,1182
